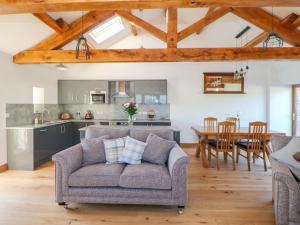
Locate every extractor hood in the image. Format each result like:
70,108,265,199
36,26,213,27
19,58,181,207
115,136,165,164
110,81,130,98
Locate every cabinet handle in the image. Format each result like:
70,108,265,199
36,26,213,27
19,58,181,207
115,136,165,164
39,129,48,132
71,95,74,101
63,125,66,133
76,96,78,101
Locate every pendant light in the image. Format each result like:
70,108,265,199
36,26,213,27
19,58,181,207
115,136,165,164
263,7,283,48
56,64,68,71
76,11,90,60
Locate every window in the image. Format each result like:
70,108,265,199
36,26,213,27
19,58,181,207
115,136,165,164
89,16,125,44
33,87,45,113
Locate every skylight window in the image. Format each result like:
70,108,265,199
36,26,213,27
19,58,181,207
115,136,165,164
89,16,125,44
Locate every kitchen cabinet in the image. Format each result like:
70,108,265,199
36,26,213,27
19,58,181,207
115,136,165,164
58,80,109,104
33,123,73,169
72,122,95,145
134,80,167,105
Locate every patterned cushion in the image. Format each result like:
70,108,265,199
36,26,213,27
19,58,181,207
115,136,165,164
103,137,126,164
119,136,147,165
142,133,176,165
69,163,125,187
119,162,172,190
81,135,109,166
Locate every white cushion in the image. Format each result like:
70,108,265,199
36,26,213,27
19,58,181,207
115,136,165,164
103,137,126,164
119,136,147,165
271,136,300,180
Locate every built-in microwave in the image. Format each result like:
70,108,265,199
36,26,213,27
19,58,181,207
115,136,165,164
90,90,107,104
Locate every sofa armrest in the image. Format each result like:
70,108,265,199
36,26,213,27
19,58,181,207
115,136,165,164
168,144,189,206
52,144,83,202
270,158,300,225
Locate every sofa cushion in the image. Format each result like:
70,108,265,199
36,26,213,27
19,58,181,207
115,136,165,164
103,137,126,164
81,135,109,166
271,136,300,180
119,136,147,165
85,127,130,139
69,163,125,187
119,162,172,190
142,133,176,165
130,128,174,142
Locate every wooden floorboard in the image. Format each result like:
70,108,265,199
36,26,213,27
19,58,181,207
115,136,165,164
0,147,275,225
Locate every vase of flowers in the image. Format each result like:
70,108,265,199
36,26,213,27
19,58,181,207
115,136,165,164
123,101,138,125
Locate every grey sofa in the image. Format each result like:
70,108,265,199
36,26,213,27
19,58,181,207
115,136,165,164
270,135,300,225
52,127,189,213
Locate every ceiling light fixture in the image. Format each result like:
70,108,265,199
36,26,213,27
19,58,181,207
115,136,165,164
263,7,283,48
76,11,90,60
234,26,250,80
56,64,68,71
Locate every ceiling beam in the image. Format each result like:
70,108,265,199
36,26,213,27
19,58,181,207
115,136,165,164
2,1,300,14
29,11,114,50
178,7,231,42
245,13,299,47
32,13,66,33
167,8,178,48
232,7,300,46
116,11,167,42
13,48,300,64
196,7,217,35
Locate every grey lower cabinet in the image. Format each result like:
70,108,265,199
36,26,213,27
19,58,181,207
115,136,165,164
7,123,73,171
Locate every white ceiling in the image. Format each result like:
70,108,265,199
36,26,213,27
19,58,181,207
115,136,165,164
0,8,300,55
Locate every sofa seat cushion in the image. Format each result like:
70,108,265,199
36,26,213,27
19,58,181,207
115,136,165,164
69,163,125,187
119,162,172,190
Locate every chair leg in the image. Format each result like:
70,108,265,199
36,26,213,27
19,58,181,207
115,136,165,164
216,151,220,170
232,152,236,171
236,148,240,164
262,149,267,172
253,153,256,164
224,152,228,163
208,146,211,161
247,151,251,171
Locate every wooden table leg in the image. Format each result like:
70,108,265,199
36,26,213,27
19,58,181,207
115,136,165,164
197,134,209,168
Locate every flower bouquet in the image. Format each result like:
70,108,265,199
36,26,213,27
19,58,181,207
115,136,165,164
123,101,138,125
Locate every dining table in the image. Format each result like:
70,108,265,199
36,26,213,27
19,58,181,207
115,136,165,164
191,126,285,168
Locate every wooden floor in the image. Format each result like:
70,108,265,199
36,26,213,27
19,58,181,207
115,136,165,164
0,147,275,225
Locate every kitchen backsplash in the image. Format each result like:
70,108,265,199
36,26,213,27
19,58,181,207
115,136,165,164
6,103,170,126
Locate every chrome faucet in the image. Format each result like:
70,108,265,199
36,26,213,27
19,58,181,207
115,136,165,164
41,108,50,124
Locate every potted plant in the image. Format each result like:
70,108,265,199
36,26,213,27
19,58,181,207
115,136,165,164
123,101,138,125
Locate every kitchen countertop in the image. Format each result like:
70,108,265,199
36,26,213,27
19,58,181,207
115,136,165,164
6,119,172,130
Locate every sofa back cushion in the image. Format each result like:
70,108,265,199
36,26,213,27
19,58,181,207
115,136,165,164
130,128,174,142
81,135,109,166
142,133,176,165
85,127,130,139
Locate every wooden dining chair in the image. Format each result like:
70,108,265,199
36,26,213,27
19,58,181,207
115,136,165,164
226,117,240,128
235,122,268,171
204,117,218,128
208,121,236,170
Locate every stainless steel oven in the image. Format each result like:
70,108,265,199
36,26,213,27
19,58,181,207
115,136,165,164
90,91,107,104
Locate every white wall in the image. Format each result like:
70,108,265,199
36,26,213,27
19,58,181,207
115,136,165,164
0,52,58,165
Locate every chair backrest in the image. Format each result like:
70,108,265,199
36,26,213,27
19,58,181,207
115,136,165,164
247,121,267,154
217,121,236,151
226,117,240,128
204,117,218,128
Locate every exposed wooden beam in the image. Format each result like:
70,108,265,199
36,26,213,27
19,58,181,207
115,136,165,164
196,7,217,35
130,25,138,36
116,11,167,42
292,17,300,28
13,48,300,64
244,32,269,47
2,0,300,14
245,13,299,47
178,7,231,42
30,11,114,50
232,8,300,46
167,8,177,48
32,13,65,33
